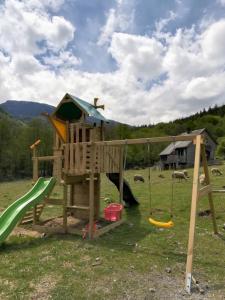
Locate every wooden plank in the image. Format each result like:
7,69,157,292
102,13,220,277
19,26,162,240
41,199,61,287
201,144,218,234
76,134,199,147
99,145,104,172
45,198,63,205
119,147,124,203
63,184,68,233
82,127,86,142
76,125,81,173
37,155,58,161
33,157,38,182
96,145,100,173
82,143,87,173
212,189,225,193
198,185,212,198
70,143,74,173
70,124,74,143
104,144,108,172
64,144,69,172
70,184,74,205
67,205,90,210
185,135,202,294
33,205,38,224
88,143,95,239
94,219,124,238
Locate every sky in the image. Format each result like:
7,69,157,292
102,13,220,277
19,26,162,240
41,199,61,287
0,0,225,125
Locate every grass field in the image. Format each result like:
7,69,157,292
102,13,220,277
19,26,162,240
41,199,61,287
0,166,224,299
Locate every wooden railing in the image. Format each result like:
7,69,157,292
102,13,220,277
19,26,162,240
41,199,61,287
63,143,121,175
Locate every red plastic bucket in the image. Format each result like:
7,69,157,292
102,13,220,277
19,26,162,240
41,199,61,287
104,203,123,222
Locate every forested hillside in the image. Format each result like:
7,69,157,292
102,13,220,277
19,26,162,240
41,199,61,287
0,110,53,180
0,103,225,181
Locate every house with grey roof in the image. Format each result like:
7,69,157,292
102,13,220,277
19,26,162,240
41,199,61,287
159,129,217,169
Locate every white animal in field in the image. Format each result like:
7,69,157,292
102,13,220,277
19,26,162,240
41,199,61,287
182,170,189,178
172,171,188,181
134,174,145,182
199,174,206,185
211,168,223,176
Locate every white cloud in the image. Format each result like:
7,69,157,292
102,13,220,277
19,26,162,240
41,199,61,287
0,0,225,125
182,73,225,100
110,33,164,81
218,0,225,7
43,50,81,68
201,19,225,67
98,0,135,46
0,0,75,55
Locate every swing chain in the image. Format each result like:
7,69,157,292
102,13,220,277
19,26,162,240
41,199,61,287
147,141,152,215
170,136,176,218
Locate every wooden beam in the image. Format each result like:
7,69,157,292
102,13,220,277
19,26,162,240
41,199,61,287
198,185,212,198
36,156,58,161
201,144,218,234
63,185,68,233
45,198,64,205
67,205,90,211
119,146,124,203
88,143,95,239
212,189,225,193
94,219,124,238
64,134,198,148
185,135,202,294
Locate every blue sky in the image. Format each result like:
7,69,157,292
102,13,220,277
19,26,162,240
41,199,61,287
0,0,225,124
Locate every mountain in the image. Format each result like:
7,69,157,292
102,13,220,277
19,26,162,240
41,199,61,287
0,100,55,120
0,100,121,128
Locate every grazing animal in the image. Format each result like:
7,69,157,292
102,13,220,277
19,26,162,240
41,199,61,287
199,174,206,185
211,168,223,176
182,170,189,178
172,171,188,181
134,174,145,182
158,174,165,178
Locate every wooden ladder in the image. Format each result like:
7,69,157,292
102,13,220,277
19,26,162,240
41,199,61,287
20,204,45,225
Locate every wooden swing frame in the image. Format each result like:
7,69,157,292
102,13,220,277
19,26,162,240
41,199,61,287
89,134,218,293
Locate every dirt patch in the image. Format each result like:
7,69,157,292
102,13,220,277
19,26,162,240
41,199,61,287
12,227,45,238
87,270,225,300
29,274,60,300
43,216,83,227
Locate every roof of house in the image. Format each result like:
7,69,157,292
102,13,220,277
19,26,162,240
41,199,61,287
52,93,108,123
159,128,216,156
160,140,192,155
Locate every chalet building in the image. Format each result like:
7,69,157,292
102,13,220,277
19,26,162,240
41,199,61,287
159,129,217,169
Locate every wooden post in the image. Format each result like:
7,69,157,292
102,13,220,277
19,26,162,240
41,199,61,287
63,184,68,233
185,135,202,293
119,146,124,203
201,144,218,234
33,205,38,224
88,143,95,239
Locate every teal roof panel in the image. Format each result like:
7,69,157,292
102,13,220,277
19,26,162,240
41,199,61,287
69,94,107,122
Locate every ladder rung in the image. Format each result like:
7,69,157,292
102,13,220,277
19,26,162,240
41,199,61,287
67,205,90,210
86,177,98,181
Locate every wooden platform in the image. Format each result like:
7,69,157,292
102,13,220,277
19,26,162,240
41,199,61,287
32,216,124,238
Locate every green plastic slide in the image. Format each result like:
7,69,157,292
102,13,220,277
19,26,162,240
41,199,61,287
0,177,56,244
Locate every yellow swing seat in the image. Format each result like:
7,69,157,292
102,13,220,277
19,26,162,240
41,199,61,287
149,217,174,228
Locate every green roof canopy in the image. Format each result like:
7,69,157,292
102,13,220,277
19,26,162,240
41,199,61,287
53,93,107,123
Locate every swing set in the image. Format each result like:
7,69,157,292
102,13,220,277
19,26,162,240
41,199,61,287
146,140,175,229
120,134,218,293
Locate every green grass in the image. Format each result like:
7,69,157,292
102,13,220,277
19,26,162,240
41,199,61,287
0,166,225,299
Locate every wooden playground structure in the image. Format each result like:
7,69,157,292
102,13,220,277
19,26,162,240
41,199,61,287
26,93,218,293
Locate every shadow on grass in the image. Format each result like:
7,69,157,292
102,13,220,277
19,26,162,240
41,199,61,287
0,207,155,254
